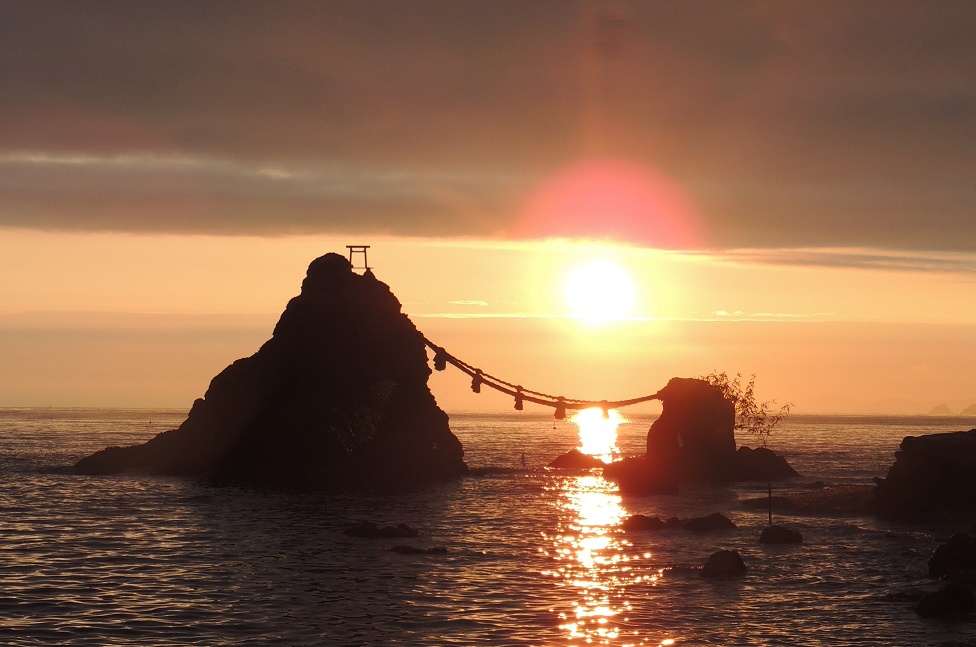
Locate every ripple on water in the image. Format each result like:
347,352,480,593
1,410,975,645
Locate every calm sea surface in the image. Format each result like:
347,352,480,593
2,408,976,646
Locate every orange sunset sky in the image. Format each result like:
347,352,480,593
2,1,975,414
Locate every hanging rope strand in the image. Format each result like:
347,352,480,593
422,337,661,413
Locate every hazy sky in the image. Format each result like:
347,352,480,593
2,2,975,414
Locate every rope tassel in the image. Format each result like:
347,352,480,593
471,370,483,393
514,387,524,411
554,398,566,420
433,348,448,371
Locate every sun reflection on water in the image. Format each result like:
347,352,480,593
541,473,674,646
573,407,624,463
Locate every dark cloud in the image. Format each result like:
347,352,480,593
1,1,974,250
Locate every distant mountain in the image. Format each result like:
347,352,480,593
961,403,976,417
927,404,954,416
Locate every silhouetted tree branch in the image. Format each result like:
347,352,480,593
700,371,792,447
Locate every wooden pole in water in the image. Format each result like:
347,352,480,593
767,481,773,526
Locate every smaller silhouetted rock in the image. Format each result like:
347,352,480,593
622,514,667,531
915,583,975,618
759,524,803,544
389,545,448,555
702,549,747,578
344,521,418,538
683,512,737,532
929,533,976,578
961,403,976,417
548,449,606,469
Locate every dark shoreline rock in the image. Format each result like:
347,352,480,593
75,253,467,489
873,429,976,522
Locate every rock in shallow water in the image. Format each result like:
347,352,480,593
759,524,803,544
547,449,606,469
75,253,467,489
702,549,747,578
622,512,737,532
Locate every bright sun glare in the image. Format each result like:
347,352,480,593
564,260,636,324
573,407,624,462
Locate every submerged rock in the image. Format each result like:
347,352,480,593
75,253,467,488
682,512,737,532
873,429,976,522
621,512,737,532
702,549,747,578
622,514,668,531
547,449,606,469
759,525,803,544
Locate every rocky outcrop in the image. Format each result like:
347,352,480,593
547,449,607,469
604,377,796,494
702,549,747,578
873,429,976,521
75,253,467,488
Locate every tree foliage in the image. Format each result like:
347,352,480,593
700,371,791,447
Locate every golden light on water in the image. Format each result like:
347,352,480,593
573,407,624,462
541,473,678,645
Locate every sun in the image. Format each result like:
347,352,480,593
564,259,637,324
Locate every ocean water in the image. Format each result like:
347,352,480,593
1,408,975,646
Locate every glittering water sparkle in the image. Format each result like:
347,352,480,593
1,409,975,645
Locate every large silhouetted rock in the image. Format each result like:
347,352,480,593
75,253,467,488
873,429,976,521
604,377,796,494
